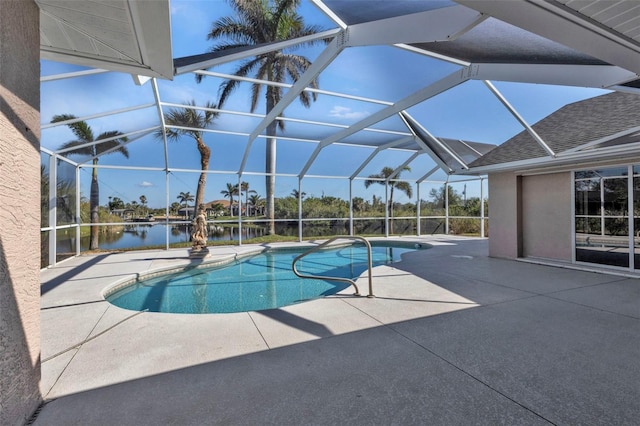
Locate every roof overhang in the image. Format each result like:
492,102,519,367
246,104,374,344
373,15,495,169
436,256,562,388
463,142,640,176
37,0,174,80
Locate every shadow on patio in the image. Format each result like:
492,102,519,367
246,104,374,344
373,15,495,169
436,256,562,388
36,238,640,425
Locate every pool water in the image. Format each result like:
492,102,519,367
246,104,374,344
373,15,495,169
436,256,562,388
106,244,425,314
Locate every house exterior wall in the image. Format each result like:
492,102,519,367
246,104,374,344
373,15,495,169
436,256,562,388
488,171,572,262
0,1,42,424
488,172,521,258
521,173,572,260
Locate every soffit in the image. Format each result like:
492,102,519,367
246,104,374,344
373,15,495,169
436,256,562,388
37,0,174,79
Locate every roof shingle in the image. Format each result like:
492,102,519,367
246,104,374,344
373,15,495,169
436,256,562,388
469,91,640,168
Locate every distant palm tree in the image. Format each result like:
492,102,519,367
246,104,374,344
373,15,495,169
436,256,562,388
51,114,129,250
364,166,412,226
220,183,238,216
239,181,256,216
248,193,264,216
204,0,327,234
177,191,194,218
291,188,306,200
170,201,181,216
139,195,147,216
158,100,218,215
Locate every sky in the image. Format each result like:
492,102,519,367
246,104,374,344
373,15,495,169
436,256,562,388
40,0,609,209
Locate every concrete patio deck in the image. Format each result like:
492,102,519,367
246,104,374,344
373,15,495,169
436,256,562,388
35,237,639,425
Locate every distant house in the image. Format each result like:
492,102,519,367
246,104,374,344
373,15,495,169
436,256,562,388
177,206,195,219
110,208,135,220
202,200,230,218
465,91,640,272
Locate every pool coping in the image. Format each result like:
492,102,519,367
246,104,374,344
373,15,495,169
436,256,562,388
100,238,432,300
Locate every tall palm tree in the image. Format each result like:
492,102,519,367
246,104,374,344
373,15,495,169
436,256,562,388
204,0,327,234
177,191,194,218
159,100,218,216
364,166,413,222
220,182,238,215
51,114,129,250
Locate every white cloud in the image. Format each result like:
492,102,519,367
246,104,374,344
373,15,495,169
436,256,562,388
139,181,154,187
329,106,369,120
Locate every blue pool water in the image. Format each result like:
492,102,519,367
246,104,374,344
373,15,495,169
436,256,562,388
106,243,426,314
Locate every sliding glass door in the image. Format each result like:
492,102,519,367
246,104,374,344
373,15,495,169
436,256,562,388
575,166,630,268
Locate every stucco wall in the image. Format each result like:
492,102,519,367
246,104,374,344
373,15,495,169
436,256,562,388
0,1,42,424
521,173,572,261
488,172,521,259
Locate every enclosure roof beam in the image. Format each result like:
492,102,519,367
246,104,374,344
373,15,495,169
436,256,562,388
311,0,347,29
239,35,344,175
77,130,154,165
40,68,110,82
562,125,640,155
416,165,440,184
174,28,342,75
387,151,421,182
483,80,555,157
401,111,468,170
194,70,393,106
394,43,470,67
349,137,414,180
54,126,160,155
151,78,170,171
471,63,637,89
41,103,156,130
345,6,484,47
247,36,343,143
306,69,469,179
456,0,640,75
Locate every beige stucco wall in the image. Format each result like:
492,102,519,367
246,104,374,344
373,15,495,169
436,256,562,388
488,172,521,259
0,1,42,424
521,173,572,261
488,171,572,261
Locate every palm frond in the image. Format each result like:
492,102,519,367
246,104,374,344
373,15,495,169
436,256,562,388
58,140,94,157
395,181,413,199
51,114,94,143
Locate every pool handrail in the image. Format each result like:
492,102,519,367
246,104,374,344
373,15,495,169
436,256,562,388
291,236,374,298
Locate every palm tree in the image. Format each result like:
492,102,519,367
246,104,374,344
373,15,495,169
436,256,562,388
364,167,412,232
158,100,218,216
239,181,256,216
204,0,327,234
291,188,306,200
170,201,181,216
220,182,238,216
177,191,194,218
51,114,129,250
139,195,147,216
248,193,264,216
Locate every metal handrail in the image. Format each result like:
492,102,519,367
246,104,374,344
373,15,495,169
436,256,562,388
291,236,374,298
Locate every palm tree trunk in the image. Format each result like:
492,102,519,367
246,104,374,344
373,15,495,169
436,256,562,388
266,87,277,235
194,136,210,215
90,161,100,250
389,186,394,234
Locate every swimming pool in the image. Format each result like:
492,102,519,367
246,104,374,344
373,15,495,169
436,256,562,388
105,242,428,314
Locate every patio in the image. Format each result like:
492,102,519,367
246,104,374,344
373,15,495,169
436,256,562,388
35,237,640,425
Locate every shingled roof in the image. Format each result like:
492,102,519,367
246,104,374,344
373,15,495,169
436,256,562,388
468,91,640,168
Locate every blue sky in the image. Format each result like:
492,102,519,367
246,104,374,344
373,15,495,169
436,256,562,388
40,0,608,209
